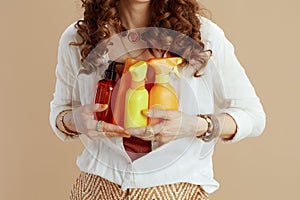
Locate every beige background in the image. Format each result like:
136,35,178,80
0,0,299,199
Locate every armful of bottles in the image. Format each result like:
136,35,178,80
94,57,182,129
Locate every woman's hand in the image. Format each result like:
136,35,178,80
64,104,130,140
126,109,208,143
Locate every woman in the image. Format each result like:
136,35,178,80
50,0,266,199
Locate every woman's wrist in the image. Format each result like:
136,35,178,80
195,114,222,142
195,116,208,138
56,110,79,137
218,114,237,141
63,111,78,133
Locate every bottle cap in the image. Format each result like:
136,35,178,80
104,60,117,80
129,61,148,82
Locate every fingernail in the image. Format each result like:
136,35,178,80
101,104,108,109
124,130,130,135
142,109,150,116
123,134,131,138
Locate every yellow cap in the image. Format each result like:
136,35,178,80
129,61,148,82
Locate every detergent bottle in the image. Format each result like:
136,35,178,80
124,61,149,128
112,58,139,127
148,57,182,125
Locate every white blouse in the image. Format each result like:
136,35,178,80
49,17,266,194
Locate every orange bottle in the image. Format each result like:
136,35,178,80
147,57,182,125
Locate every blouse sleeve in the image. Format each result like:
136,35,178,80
205,19,266,143
49,24,81,142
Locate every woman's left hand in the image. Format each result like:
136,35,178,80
126,109,208,143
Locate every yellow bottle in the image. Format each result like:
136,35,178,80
112,58,139,127
124,61,149,128
148,57,182,125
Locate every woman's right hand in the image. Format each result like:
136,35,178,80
63,104,130,140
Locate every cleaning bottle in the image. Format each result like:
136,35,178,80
124,61,149,128
148,57,182,125
112,58,139,127
94,60,117,123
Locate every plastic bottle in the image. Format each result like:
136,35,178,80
94,61,117,123
148,57,182,125
124,61,149,128
112,58,139,127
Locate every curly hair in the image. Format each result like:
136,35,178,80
71,0,211,77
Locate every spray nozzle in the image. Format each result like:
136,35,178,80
172,65,181,78
148,57,182,79
129,61,148,82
